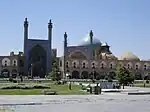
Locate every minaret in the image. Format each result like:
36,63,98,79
89,30,93,59
64,32,68,55
48,19,52,42
48,19,53,71
24,18,28,55
64,32,67,78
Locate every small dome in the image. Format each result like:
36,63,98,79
118,52,140,61
101,53,117,60
102,42,108,46
79,34,101,46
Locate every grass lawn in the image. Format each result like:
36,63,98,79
0,83,89,95
134,83,150,88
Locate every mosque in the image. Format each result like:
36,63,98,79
0,18,56,78
59,30,150,80
0,18,150,80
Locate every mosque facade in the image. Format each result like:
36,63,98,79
0,18,56,78
23,18,53,77
59,31,150,80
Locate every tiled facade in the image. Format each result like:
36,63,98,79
59,31,150,80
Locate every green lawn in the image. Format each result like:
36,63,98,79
0,83,89,95
134,83,150,88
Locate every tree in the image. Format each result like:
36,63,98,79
116,67,134,89
49,58,61,81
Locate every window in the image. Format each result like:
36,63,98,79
144,65,147,70
4,61,7,67
101,63,104,69
66,62,69,68
92,63,95,69
110,64,112,69
19,60,24,67
128,64,130,69
136,65,138,70
59,60,62,67
73,62,76,68
66,65,68,68
92,66,95,69
82,63,85,68
13,63,16,66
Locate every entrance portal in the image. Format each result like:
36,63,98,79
29,44,47,78
11,69,17,78
72,71,80,79
1,69,10,78
81,71,89,79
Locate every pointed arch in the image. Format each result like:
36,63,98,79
72,60,79,68
12,59,17,66
143,63,149,70
89,71,99,79
135,62,141,70
69,50,87,59
65,61,70,68
127,62,133,69
11,69,17,78
2,58,11,66
100,61,107,69
91,60,98,68
109,61,116,69
1,69,10,78
29,44,47,78
144,73,150,80
81,60,88,68
134,72,142,80
81,71,89,79
72,71,80,79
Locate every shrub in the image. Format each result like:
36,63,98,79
1,84,50,89
79,83,82,86
9,77,13,82
81,86,87,90
116,85,121,89
13,80,17,83
146,80,149,84
57,81,61,85
92,80,95,83
33,85,50,89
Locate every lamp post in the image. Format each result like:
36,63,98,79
31,64,33,79
66,72,71,90
57,71,61,81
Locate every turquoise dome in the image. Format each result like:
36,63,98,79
79,34,101,46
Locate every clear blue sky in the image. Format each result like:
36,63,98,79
0,0,150,59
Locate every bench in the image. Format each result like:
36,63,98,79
42,90,57,95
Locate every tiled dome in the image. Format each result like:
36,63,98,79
118,52,140,61
79,34,101,46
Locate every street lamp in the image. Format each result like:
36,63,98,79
31,64,33,78
56,71,61,81
66,72,71,90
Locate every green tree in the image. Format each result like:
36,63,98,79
49,58,61,81
116,67,134,89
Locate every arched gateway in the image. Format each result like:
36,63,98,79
72,71,80,79
29,44,47,78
